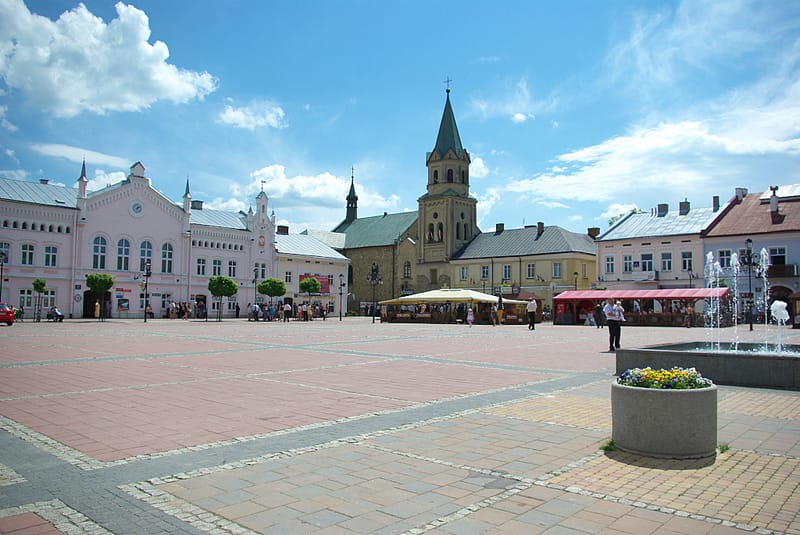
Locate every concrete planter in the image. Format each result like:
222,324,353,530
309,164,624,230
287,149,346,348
611,382,718,459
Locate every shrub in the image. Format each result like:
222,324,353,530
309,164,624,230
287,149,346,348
617,367,713,389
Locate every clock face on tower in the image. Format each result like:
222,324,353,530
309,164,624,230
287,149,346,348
129,201,144,217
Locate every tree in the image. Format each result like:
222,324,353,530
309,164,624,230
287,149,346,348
258,278,286,302
608,208,644,227
299,277,322,301
208,276,238,321
86,274,115,321
32,278,46,322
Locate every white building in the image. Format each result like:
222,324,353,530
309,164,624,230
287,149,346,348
0,162,349,319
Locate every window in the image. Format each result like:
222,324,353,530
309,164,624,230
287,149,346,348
403,261,412,279
502,264,511,281
196,258,206,276
117,239,130,271
255,262,266,279
161,243,173,273
19,288,33,308
44,246,57,267
433,170,438,183
718,250,731,269
228,260,237,278
605,256,615,274
527,263,536,279
641,253,654,271
437,222,444,241
456,223,461,240
481,265,489,280
770,247,786,265
552,262,562,279
42,289,56,308
0,242,9,263
460,266,468,281
212,259,222,276
446,169,453,182
623,255,633,273
285,271,292,283
681,251,693,271
661,252,672,272
21,244,34,266
140,241,152,271
427,223,434,242
92,237,106,269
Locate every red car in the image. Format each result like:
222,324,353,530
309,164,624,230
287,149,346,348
0,303,15,325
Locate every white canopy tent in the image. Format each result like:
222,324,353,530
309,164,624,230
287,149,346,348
379,288,527,305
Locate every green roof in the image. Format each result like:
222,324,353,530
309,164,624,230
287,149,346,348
337,211,418,248
427,91,467,162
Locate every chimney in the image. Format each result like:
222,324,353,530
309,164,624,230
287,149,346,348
190,200,204,210
770,186,779,213
735,187,748,202
712,195,720,212
537,221,544,237
39,179,49,185
588,227,600,239
495,223,504,234
277,225,289,235
657,203,668,217
678,199,690,215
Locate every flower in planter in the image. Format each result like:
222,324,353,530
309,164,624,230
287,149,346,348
617,366,713,389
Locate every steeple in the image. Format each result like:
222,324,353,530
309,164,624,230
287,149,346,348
429,88,466,162
345,167,358,224
183,177,191,212
183,178,191,198
78,159,88,198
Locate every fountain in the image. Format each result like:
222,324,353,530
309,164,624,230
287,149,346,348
616,248,800,390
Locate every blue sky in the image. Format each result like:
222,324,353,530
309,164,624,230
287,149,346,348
1,0,799,235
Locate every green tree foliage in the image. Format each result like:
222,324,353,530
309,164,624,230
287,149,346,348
299,277,322,298
32,277,46,294
258,278,286,300
32,277,46,321
608,208,644,227
86,273,115,295
208,276,238,321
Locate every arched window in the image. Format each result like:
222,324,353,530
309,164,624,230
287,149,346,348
92,236,107,269
446,169,453,182
140,240,153,271
464,224,470,240
403,261,412,279
161,243,174,273
117,239,130,270
456,223,461,240
433,170,438,183
437,222,444,241
427,223,435,242
461,170,466,183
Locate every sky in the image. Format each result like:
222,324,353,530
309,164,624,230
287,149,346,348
1,0,799,235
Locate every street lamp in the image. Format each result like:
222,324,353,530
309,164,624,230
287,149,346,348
143,261,151,323
573,271,579,291
0,251,6,303
253,266,259,304
368,262,382,324
338,273,345,321
746,238,754,331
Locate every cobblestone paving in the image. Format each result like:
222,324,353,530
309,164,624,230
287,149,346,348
0,319,798,534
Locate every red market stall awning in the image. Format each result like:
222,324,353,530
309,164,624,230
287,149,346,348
554,288,731,301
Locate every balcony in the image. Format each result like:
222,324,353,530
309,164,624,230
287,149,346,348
767,264,798,278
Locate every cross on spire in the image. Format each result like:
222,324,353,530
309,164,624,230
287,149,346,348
443,76,452,94
260,179,266,192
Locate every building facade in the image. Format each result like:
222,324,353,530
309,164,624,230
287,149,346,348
0,162,348,319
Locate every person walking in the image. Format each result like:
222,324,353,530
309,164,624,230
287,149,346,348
466,307,474,327
603,297,624,352
526,298,537,330
594,303,604,329
490,304,498,326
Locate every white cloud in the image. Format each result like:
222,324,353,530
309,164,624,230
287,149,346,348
85,170,127,192
470,157,489,178
0,105,17,131
217,100,288,130
0,168,28,180
30,144,129,168
0,0,217,117
602,203,640,220
469,78,555,122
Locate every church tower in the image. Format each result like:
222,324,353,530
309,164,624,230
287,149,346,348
417,88,478,290
345,168,358,224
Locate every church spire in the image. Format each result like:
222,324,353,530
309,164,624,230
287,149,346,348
345,166,358,224
429,87,465,161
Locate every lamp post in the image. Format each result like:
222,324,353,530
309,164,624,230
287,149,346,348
573,271,579,291
143,261,151,323
338,273,345,321
0,251,6,303
746,238,754,331
253,266,259,303
368,262,382,324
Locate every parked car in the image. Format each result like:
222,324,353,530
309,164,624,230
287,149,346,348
0,303,15,325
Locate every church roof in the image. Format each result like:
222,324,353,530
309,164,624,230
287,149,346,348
453,225,595,260
428,90,467,161
336,211,418,249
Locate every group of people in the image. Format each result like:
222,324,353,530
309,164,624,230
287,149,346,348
247,302,328,322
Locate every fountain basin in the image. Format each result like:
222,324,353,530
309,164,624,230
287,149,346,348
616,342,800,390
